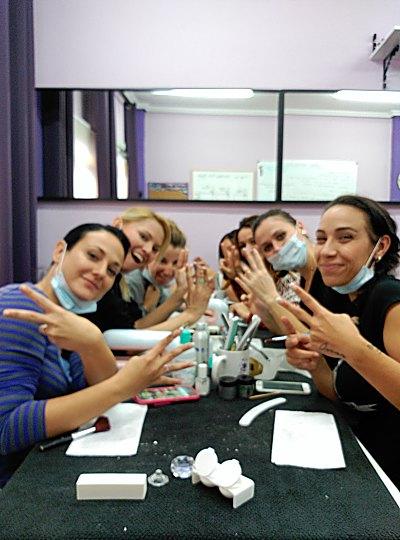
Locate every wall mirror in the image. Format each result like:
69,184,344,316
282,91,400,202
38,89,279,202
38,89,400,203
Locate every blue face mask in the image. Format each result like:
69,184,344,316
331,238,381,295
51,245,98,314
267,233,308,271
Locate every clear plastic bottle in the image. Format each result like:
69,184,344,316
193,322,209,365
195,362,210,396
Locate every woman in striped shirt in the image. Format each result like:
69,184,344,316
0,223,191,487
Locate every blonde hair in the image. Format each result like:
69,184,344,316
118,207,171,301
166,219,186,249
119,207,171,254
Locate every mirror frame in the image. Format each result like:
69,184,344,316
37,88,399,205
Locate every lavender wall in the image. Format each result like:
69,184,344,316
145,112,278,194
33,0,400,273
33,0,400,90
145,112,392,200
284,115,392,201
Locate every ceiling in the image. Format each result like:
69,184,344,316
123,90,400,118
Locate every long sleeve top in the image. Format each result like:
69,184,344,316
0,284,86,487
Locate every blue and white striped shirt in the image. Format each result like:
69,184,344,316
0,284,86,487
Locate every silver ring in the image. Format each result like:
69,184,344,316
39,323,48,333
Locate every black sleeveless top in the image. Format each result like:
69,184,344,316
309,272,400,487
84,275,142,332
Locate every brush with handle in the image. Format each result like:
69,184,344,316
39,416,110,451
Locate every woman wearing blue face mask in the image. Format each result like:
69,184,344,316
236,208,348,334
277,195,400,488
0,223,192,488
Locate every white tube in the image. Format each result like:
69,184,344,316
104,329,170,350
103,329,195,360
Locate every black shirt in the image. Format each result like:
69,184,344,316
84,276,142,332
309,272,400,487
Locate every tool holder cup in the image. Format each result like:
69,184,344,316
211,349,249,385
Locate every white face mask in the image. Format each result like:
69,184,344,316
331,238,382,295
51,244,97,314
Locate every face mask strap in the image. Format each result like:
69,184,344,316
56,242,68,273
365,237,382,268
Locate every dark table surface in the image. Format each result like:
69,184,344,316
1,373,399,540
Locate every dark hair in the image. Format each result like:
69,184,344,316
324,195,400,275
218,229,238,259
64,223,130,257
252,209,296,234
238,214,258,231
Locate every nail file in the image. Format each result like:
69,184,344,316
238,397,287,427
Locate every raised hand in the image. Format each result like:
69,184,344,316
186,263,214,316
236,247,278,301
280,315,320,371
3,284,103,354
220,238,241,280
117,329,194,394
239,291,274,323
177,248,189,270
230,301,251,320
174,263,188,299
278,284,361,359
143,284,161,313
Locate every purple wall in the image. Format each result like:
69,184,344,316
390,117,400,201
285,115,392,201
33,0,400,90
145,112,278,196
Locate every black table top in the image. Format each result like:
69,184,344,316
1,373,399,540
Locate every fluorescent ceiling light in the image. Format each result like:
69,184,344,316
151,89,254,99
333,90,400,104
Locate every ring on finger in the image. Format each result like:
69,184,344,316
39,323,48,334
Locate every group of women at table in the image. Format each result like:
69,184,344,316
1,194,400,490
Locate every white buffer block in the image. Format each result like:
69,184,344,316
76,473,147,500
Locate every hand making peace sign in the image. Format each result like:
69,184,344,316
3,284,103,353
278,284,362,361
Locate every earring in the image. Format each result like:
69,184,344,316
376,256,382,262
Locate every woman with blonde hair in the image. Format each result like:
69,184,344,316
86,207,171,332
126,218,214,331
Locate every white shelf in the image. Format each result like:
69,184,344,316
370,26,400,61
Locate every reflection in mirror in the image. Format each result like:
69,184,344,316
282,91,400,202
38,89,279,202
127,89,279,201
72,91,98,198
38,89,400,203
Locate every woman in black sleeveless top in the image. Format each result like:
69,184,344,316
278,195,400,488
